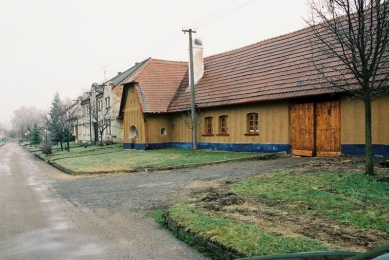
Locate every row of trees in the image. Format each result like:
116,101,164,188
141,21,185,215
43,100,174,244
45,92,78,152
10,93,78,152
10,86,118,153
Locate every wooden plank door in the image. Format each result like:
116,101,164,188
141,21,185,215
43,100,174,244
315,101,341,156
290,103,315,156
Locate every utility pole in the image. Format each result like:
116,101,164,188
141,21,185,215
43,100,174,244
89,90,92,143
182,28,197,150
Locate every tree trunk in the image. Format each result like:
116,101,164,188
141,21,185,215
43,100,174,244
364,97,375,176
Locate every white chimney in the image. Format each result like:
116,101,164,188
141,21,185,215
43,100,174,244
191,38,204,86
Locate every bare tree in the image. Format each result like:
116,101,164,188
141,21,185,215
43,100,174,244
62,99,79,151
85,84,118,146
11,106,44,141
90,99,117,146
182,110,202,154
306,0,389,176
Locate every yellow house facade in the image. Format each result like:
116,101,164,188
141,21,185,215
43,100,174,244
118,27,389,157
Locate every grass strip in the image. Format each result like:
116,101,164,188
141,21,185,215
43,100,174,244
167,203,327,257
34,146,267,173
230,172,389,233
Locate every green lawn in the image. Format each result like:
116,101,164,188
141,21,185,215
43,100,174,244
230,172,389,232
163,171,389,258
30,143,267,174
167,203,328,257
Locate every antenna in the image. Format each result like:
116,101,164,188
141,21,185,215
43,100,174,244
102,65,110,80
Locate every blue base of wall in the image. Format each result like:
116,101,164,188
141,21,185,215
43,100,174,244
123,142,290,153
341,144,389,158
123,142,389,157
123,143,147,150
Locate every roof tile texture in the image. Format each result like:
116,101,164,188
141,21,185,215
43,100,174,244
123,59,187,113
168,27,339,112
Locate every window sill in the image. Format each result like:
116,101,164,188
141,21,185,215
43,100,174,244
244,133,259,136
216,133,229,136
202,134,214,137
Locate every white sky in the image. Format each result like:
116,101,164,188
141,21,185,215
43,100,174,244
0,0,310,129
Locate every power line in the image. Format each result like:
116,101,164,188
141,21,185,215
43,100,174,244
134,0,256,62
186,0,242,28
195,0,257,28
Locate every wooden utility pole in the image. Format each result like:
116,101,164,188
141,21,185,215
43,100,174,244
182,28,197,150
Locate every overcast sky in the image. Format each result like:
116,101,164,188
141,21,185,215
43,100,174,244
0,0,310,129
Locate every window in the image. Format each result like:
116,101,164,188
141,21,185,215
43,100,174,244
105,121,111,135
98,100,103,111
105,97,110,108
161,128,166,135
204,117,213,135
247,113,258,134
219,115,228,135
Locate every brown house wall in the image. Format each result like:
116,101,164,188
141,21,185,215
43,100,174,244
341,95,389,145
123,84,145,143
122,92,388,156
144,115,174,143
169,101,290,144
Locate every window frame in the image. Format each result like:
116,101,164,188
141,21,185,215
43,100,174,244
203,117,214,136
245,113,259,135
217,115,229,136
105,97,110,109
105,121,111,135
98,100,103,111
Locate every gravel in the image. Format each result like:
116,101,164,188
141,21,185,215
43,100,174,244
53,156,315,212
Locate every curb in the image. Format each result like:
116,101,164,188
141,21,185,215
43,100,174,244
165,215,245,260
33,153,75,174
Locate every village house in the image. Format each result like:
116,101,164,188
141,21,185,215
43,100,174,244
76,60,148,144
118,58,188,149
119,27,388,157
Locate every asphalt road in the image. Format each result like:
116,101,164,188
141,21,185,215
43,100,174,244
0,142,312,260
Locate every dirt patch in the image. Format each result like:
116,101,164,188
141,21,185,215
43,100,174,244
188,156,389,253
287,155,389,177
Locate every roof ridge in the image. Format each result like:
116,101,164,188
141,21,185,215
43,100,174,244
106,58,151,87
148,58,187,64
122,59,152,85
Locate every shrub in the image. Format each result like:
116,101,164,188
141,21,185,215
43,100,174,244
41,141,53,155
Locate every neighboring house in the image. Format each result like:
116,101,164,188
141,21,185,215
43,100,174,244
77,86,97,144
104,59,149,142
120,29,389,157
119,58,188,149
76,59,149,144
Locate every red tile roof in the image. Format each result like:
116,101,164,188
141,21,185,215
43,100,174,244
168,27,343,112
123,59,188,113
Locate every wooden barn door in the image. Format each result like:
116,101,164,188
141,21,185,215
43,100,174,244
290,101,341,157
290,103,315,156
315,101,341,156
